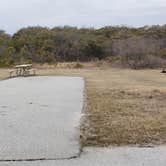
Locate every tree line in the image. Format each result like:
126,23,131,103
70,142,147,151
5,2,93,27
0,25,166,68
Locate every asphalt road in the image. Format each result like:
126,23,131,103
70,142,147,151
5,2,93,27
0,76,84,161
0,146,166,166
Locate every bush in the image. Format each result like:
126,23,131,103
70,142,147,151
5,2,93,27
121,54,166,69
73,62,83,68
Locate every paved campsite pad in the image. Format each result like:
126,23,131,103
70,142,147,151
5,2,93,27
0,76,84,161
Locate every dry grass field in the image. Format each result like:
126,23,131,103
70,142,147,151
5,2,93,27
0,66,166,146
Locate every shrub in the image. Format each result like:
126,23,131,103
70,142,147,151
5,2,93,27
121,54,166,69
73,62,83,68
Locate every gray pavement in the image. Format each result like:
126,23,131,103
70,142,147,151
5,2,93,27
0,76,84,161
1,76,165,166
0,146,166,166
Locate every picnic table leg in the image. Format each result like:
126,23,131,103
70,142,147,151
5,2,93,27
9,71,14,78
23,68,27,76
23,68,25,76
16,68,20,76
24,68,30,76
25,69,29,76
19,68,22,76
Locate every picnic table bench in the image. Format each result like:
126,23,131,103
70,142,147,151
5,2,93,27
10,64,36,77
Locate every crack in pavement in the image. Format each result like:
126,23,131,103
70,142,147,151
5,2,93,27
0,156,78,163
0,149,83,162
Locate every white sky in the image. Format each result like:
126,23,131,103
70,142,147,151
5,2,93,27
0,0,166,34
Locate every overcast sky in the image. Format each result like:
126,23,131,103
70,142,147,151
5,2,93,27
0,0,166,34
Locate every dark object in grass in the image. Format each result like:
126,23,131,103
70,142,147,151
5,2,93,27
161,67,166,73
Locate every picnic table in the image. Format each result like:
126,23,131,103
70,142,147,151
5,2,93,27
10,64,36,77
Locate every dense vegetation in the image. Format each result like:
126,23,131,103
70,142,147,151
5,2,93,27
0,25,166,68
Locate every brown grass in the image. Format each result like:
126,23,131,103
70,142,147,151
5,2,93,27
1,67,166,146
